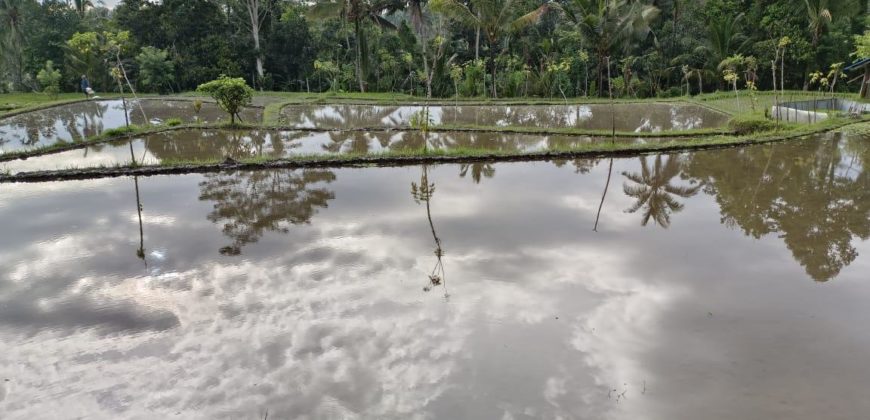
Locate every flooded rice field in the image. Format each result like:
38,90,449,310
280,103,729,131
1,133,868,419
1,129,671,173
0,99,263,153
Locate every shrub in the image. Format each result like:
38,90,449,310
196,76,254,125
728,116,777,134
166,118,183,127
36,61,62,98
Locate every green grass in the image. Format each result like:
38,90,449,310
0,93,96,118
837,120,870,135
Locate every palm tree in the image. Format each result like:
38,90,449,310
673,12,747,90
622,154,701,227
309,0,405,92
0,0,27,90
459,162,495,183
805,0,832,49
556,0,660,97
430,0,554,97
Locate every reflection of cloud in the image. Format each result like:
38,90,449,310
2,149,870,419
1,242,472,418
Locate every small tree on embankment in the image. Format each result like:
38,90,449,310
196,76,254,125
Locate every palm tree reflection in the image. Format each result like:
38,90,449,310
459,162,495,184
411,165,448,299
621,155,701,227
133,175,146,265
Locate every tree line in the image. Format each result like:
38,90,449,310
1,0,868,98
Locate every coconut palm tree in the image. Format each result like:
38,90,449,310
0,0,27,90
621,154,701,227
556,0,660,97
430,0,555,97
805,0,832,49
309,0,405,92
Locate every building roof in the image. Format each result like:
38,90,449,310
844,58,870,72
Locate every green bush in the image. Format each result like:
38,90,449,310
36,61,62,98
166,118,183,127
728,116,777,134
196,75,254,124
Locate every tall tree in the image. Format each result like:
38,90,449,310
556,0,660,96
239,0,268,87
430,0,554,97
309,0,405,92
0,0,28,90
804,0,832,49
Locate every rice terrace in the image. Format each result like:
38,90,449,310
0,0,869,419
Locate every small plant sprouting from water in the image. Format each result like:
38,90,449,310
809,70,830,123
722,69,740,108
409,107,434,151
826,62,844,97
166,118,183,127
746,80,758,112
193,99,203,122
409,108,433,132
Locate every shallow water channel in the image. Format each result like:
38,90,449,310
1,133,868,418
280,103,730,131
0,99,263,153
1,129,675,173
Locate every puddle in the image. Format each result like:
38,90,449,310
0,133,868,418
280,103,730,131
0,99,263,153
1,129,671,173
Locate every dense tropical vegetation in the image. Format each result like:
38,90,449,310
0,0,868,99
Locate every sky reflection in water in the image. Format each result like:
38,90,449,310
0,133,868,419
280,103,729,132
1,129,674,174
0,99,263,154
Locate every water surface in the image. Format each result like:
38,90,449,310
1,129,668,173
280,103,729,131
0,99,263,153
0,134,868,419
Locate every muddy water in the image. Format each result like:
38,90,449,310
0,99,263,153
1,134,869,419
281,103,730,131
1,129,669,173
